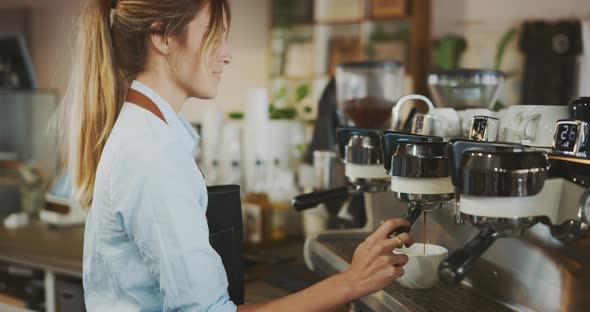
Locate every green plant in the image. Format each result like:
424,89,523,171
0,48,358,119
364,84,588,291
227,111,244,120
270,82,311,120
433,34,467,70
269,106,297,119
294,83,310,103
494,28,517,71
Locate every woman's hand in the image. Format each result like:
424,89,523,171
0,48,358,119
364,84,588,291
237,219,415,312
343,218,414,299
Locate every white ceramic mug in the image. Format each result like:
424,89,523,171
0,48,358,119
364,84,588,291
392,94,434,131
411,109,461,139
499,105,568,146
498,105,530,143
394,243,448,289
429,107,461,138
521,106,568,147
411,113,436,135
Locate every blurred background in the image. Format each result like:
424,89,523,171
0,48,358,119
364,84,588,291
1,0,590,311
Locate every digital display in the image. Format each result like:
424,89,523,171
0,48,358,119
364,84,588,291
554,123,578,152
470,118,488,141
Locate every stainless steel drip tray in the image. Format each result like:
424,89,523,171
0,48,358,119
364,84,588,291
308,232,512,312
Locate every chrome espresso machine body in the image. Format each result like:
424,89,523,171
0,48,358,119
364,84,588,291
299,63,590,311
434,139,590,311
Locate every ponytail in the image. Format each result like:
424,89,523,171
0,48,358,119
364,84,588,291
61,0,125,210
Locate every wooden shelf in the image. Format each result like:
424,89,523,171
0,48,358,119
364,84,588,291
270,0,431,94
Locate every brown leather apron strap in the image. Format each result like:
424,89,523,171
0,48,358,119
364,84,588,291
125,87,207,177
126,88,167,124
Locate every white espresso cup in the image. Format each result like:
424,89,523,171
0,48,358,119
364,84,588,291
499,105,568,146
411,109,461,139
520,106,568,147
394,243,448,289
429,107,462,138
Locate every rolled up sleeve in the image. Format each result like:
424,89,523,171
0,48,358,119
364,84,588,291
112,146,237,312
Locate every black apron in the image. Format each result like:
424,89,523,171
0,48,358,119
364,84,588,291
206,185,245,305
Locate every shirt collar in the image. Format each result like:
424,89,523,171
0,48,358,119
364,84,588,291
129,80,200,153
177,115,201,155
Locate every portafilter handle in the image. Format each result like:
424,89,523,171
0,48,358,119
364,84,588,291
292,186,349,211
388,202,423,238
439,228,499,285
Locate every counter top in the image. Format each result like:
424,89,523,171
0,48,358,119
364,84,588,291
0,222,84,278
308,232,513,312
0,220,324,306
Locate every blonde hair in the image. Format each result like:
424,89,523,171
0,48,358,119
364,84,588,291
60,0,230,210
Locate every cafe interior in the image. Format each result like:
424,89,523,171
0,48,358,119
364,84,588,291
1,0,590,311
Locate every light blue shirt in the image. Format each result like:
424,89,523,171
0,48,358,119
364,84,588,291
83,81,236,312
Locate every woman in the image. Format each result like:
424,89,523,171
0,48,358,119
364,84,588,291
61,0,414,311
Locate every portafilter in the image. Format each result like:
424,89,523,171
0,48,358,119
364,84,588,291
292,127,389,211
380,131,449,237
439,150,551,285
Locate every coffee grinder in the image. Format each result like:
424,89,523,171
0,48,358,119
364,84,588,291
427,69,504,138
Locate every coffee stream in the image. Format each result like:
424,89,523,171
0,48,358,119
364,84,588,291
423,211,427,255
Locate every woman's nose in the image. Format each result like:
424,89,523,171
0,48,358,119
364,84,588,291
220,41,232,65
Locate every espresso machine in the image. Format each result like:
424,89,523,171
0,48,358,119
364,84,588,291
293,127,390,230
299,58,590,310
431,134,590,310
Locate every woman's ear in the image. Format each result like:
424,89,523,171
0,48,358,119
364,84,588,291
148,21,173,55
